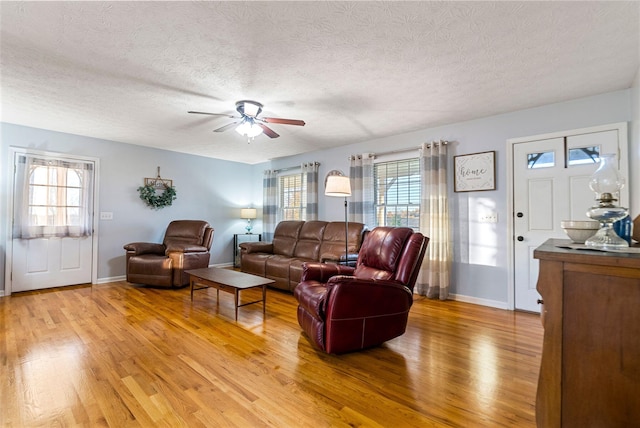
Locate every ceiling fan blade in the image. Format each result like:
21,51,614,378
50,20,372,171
258,124,280,138
262,117,306,126
188,111,237,119
213,122,239,132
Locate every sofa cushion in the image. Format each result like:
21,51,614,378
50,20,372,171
272,221,304,256
241,253,272,277
293,221,328,260
318,222,364,261
265,255,293,282
288,258,313,291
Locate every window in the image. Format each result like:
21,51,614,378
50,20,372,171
527,146,601,169
29,164,83,227
567,146,600,166
13,155,94,239
374,158,420,229
527,151,555,169
280,173,307,220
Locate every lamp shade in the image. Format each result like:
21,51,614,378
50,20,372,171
325,175,351,197
240,208,257,219
235,119,263,138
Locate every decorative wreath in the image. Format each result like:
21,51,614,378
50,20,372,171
137,184,177,209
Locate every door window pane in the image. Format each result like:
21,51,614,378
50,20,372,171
527,151,555,169
567,146,600,166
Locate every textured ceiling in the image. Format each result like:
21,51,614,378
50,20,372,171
1,1,638,164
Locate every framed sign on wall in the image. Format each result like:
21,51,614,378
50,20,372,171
454,151,496,192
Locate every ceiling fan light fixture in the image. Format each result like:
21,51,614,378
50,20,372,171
236,100,262,117
235,118,263,138
190,99,302,140
243,101,260,117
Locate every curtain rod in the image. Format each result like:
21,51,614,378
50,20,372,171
272,161,320,173
370,140,448,158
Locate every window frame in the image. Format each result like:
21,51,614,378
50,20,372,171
373,157,421,230
278,171,308,221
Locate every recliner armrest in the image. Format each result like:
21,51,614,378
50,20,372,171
123,242,165,255
320,252,359,266
240,241,274,254
165,243,208,253
301,262,355,283
325,277,413,317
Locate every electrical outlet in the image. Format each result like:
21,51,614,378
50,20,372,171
100,212,113,220
479,212,498,223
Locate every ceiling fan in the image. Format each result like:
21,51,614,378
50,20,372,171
188,100,305,139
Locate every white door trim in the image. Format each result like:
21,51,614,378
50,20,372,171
4,147,101,296
506,122,628,310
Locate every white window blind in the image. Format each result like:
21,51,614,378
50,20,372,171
374,158,420,229
280,173,307,220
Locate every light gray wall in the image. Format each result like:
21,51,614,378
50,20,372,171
2,88,637,304
0,124,257,292
259,89,635,306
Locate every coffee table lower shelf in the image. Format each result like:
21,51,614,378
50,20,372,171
186,267,275,321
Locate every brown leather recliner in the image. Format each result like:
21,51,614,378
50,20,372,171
294,227,428,354
123,220,214,288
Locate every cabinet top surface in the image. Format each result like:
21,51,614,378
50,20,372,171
534,239,640,267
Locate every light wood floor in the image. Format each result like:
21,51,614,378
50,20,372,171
1,281,543,427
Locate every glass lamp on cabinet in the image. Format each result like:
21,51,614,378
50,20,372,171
585,153,629,250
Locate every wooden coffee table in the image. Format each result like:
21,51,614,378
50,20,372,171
186,267,274,320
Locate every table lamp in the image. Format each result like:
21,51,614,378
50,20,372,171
241,208,257,234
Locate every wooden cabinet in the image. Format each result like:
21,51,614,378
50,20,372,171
534,239,640,427
233,233,260,268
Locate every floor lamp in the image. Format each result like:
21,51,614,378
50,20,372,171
325,174,352,265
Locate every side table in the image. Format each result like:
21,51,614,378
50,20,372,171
233,233,261,268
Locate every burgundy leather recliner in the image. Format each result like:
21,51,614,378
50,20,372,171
123,220,214,288
294,227,428,354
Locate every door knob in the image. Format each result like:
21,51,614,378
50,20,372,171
517,212,524,218
517,236,524,241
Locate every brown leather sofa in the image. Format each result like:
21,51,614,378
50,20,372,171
123,220,214,288
294,226,428,354
239,220,366,292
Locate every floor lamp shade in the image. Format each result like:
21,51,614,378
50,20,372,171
325,175,352,197
325,175,351,265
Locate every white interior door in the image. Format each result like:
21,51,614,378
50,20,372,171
9,150,96,293
512,128,625,312
12,237,93,292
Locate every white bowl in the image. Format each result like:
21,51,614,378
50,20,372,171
560,220,600,243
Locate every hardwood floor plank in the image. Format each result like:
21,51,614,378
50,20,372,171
1,281,543,427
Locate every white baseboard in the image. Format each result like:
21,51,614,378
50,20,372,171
96,275,126,284
211,262,234,268
96,263,234,285
449,293,510,310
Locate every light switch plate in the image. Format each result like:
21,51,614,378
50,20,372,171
100,212,113,220
479,212,498,223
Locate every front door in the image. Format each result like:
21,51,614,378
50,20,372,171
512,126,627,312
9,149,97,293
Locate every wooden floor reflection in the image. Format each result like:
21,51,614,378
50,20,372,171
1,281,542,427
